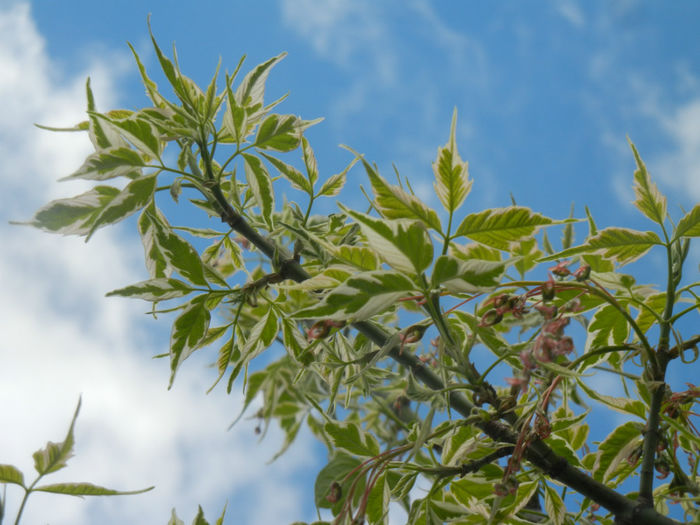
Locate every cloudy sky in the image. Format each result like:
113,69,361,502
1,1,699,524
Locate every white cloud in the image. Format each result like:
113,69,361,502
553,0,585,28
0,4,319,524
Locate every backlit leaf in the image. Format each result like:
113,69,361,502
585,304,630,353
61,147,145,181
629,139,667,226
243,153,275,227
106,278,194,301
577,381,646,419
540,227,663,266
456,206,554,250
86,173,157,240
592,421,642,483
293,270,416,321
169,297,211,388
91,113,161,161
325,420,380,457
431,254,507,293
155,223,207,286
433,108,472,213
255,114,301,152
260,152,312,194
33,399,81,476
316,171,346,198
343,207,433,276
674,204,700,240
543,483,566,525
0,464,25,486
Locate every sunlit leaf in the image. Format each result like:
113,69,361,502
260,152,312,194
433,108,472,213
674,204,700,240
592,421,643,483
243,153,275,228
456,206,555,250
543,483,566,525
61,147,145,181
431,254,507,293
343,207,433,276
169,297,211,388
0,464,25,487
585,304,630,353
255,114,301,152
629,139,667,226
577,381,646,419
325,420,380,457
301,136,318,186
540,227,663,266
91,113,162,161
293,270,416,321
106,278,194,301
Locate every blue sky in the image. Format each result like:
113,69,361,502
1,1,699,524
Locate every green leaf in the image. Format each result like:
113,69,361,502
543,483,566,525
324,420,380,457
243,153,275,228
629,139,667,226
366,470,389,525
433,108,472,213
33,398,81,476
169,297,211,388
34,482,153,497
577,380,646,419
540,227,663,266
635,292,666,334
674,204,700,240
585,304,630,352
84,79,127,150
193,505,210,525
334,245,379,271
106,278,194,301
168,509,185,525
431,254,507,293
349,148,441,231
255,114,301,152
260,152,312,195
456,206,555,250
301,136,318,186
236,53,286,108
592,421,642,483
61,147,145,181
343,207,434,276
293,270,416,321
0,464,25,487
155,225,207,286
314,454,363,510
91,113,161,161
138,203,170,278
22,186,120,236
86,173,157,241
316,171,346,198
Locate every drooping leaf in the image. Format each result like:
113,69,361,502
255,114,301,152
91,113,162,161
138,203,170,278
293,270,416,322
106,278,194,301
324,420,381,457
433,108,472,214
34,482,153,497
543,483,566,525
86,173,157,240
629,139,667,226
540,227,663,266
366,470,389,525
431,254,507,293
243,153,275,227
33,399,81,476
343,207,433,276
169,297,211,388
22,186,120,236
456,206,555,251
674,204,700,240
61,147,145,181
0,464,25,487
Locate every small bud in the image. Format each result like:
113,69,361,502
479,309,503,327
549,260,571,278
326,481,342,503
573,264,591,281
542,277,556,301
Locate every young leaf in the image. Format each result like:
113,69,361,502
431,255,507,293
433,108,472,213
343,206,434,276
169,297,211,388
106,278,194,301
168,509,186,525
540,227,663,266
324,420,380,457
254,114,301,152
316,171,346,198
301,136,318,186
138,203,170,279
154,224,208,286
456,206,555,251
84,78,127,150
86,173,157,241
0,464,25,487
33,398,81,476
674,204,700,240
91,113,162,161
585,304,630,353
243,153,275,227
61,147,145,181
260,152,312,195
293,270,416,321
34,482,154,497
21,186,120,236
629,139,667,227
236,53,286,109
577,381,646,419
193,505,210,525
592,421,643,483
349,148,441,231
543,483,566,525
